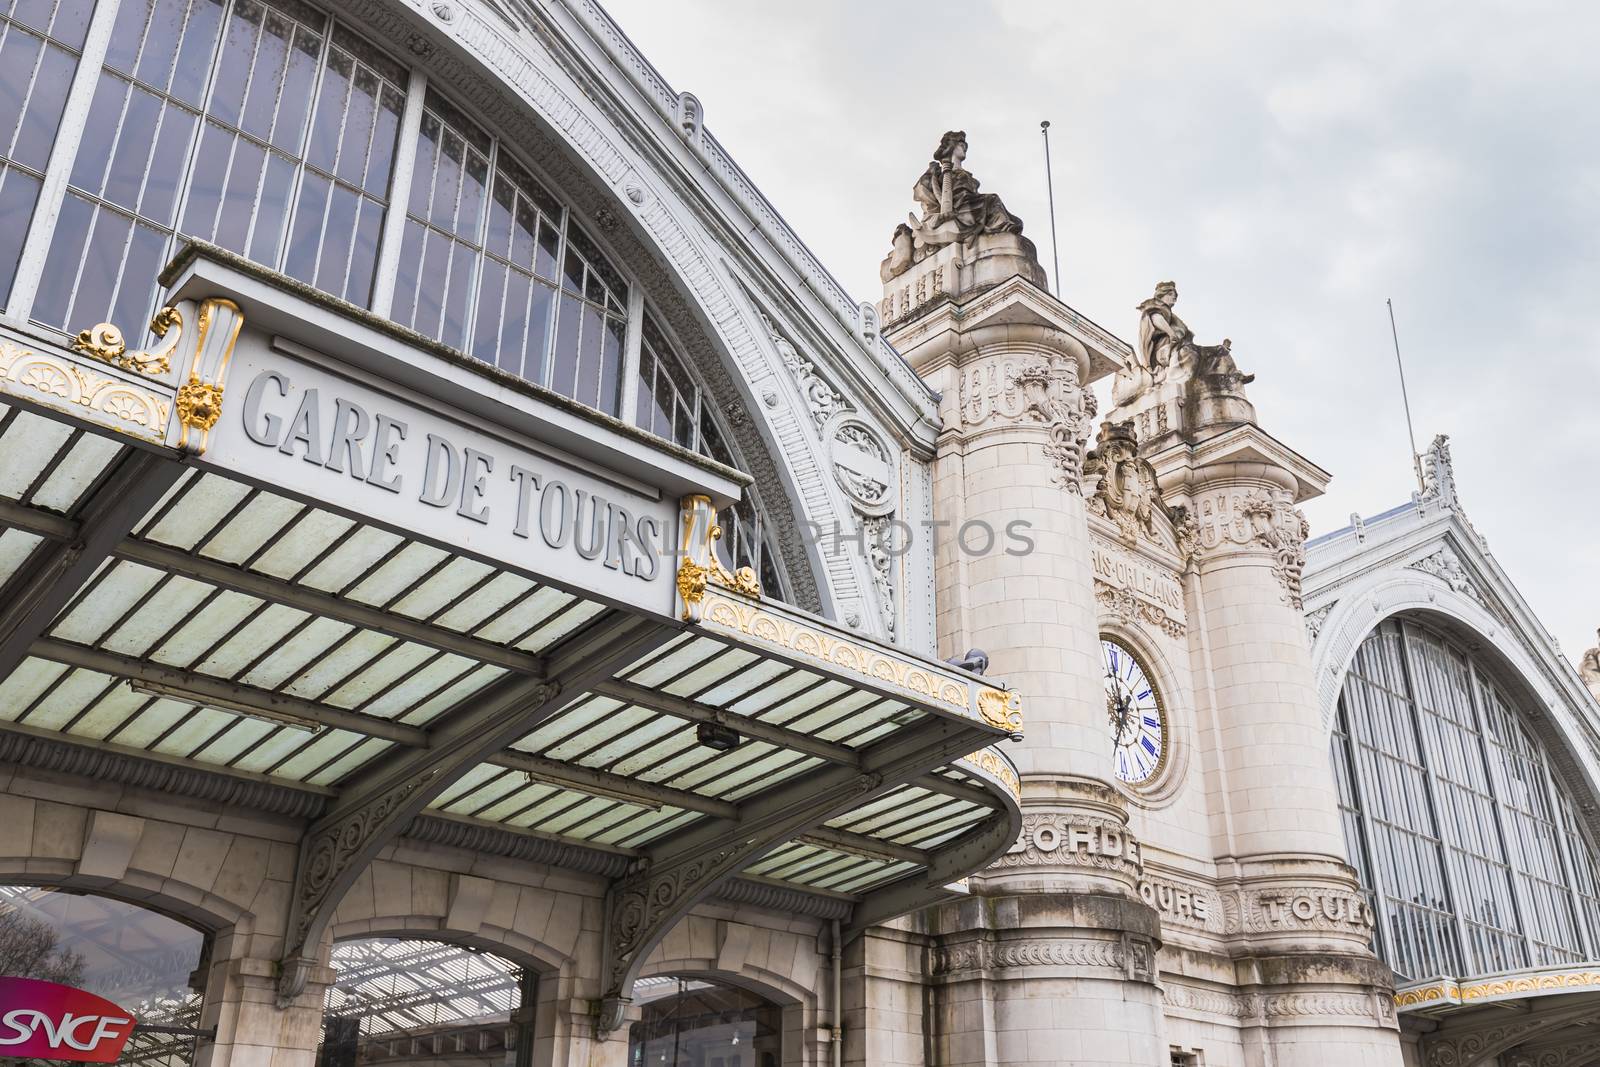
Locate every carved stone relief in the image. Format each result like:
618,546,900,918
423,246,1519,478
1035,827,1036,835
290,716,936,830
1008,358,1097,495
994,813,1142,877
1407,545,1499,619
1085,421,1193,561
1304,602,1335,645
1241,488,1311,609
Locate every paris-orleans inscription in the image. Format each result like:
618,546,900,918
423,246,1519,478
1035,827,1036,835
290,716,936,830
1091,541,1186,630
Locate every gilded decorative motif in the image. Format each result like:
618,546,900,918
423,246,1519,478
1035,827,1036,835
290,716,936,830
0,338,171,440
975,687,1023,731
174,297,244,454
959,746,1021,801
176,377,223,432
70,305,182,376
699,589,1021,731
676,559,709,621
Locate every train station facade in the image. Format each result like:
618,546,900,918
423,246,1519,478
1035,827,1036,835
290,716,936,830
0,2,1594,1066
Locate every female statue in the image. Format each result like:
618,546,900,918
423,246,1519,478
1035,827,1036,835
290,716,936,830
908,131,1024,249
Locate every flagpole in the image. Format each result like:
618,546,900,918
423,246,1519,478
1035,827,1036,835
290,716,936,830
1040,120,1061,295
1386,298,1424,492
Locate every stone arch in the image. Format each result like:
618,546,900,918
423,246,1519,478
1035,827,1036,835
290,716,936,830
330,0,927,619
0,863,249,936
1309,567,1600,821
328,916,573,979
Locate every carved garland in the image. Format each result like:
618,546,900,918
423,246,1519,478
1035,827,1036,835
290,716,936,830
1241,488,1310,609
1011,357,1097,495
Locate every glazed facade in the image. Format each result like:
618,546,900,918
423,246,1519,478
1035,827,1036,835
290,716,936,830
0,2,1595,1067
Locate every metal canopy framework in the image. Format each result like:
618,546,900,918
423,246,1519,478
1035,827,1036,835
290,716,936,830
0,250,1023,1026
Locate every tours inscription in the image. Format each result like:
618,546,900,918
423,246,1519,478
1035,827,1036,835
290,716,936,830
205,344,678,617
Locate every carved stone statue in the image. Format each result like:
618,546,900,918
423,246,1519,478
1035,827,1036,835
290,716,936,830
910,131,1024,249
1136,281,1191,375
881,132,1030,283
1112,281,1256,436
1580,630,1600,699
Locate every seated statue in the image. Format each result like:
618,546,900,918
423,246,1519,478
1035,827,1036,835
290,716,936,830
907,131,1024,252
1113,281,1256,431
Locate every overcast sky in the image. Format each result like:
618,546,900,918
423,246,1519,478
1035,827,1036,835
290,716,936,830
602,0,1598,666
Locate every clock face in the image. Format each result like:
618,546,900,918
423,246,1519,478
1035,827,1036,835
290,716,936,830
1102,638,1167,785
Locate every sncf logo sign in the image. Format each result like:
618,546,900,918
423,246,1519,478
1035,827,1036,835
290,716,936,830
0,976,136,1062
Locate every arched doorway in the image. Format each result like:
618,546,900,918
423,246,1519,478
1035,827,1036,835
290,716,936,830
0,883,210,1065
627,976,784,1067
314,938,536,1067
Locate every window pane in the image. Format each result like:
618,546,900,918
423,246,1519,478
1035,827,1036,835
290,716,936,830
0,165,40,308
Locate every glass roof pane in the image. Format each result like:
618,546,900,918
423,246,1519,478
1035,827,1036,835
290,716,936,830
197,491,306,564
362,653,476,720
101,698,192,749
29,432,120,512
539,705,658,762
0,414,72,497
101,576,217,657
345,541,450,606
512,599,607,653
148,590,261,666
513,694,622,753
238,616,357,688
0,657,70,714
389,555,495,620
431,571,533,633
271,728,371,781
71,683,151,740
402,663,504,725
143,474,251,549
20,668,108,730
194,602,312,676
232,725,322,774
251,508,358,579
309,736,394,786
0,527,43,585
469,584,573,643
322,641,438,711
280,628,398,700
299,525,407,592
149,707,236,758
191,715,278,765
49,561,165,645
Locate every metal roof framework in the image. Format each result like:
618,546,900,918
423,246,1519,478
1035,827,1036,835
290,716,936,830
0,248,1023,1029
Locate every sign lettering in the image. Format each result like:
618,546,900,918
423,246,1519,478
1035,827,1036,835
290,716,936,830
0,978,136,1063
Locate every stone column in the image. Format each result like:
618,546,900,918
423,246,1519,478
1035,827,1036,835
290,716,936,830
197,931,334,1067
888,244,1166,1066
1154,418,1401,1066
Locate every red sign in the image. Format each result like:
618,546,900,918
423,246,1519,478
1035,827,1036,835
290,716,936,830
0,976,137,1062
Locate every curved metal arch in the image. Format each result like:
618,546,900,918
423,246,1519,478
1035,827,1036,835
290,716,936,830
1309,569,1600,819
329,0,891,617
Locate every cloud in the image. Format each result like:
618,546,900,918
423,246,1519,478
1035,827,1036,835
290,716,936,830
602,0,1600,665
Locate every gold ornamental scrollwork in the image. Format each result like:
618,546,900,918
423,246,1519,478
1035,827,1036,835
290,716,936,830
71,305,182,376
960,746,1021,801
677,495,761,622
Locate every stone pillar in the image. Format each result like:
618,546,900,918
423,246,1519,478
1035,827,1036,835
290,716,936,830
197,931,333,1067
888,236,1166,1066
1136,357,1401,1063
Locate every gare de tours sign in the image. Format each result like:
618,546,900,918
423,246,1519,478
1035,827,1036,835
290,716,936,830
207,339,682,615
0,977,137,1062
